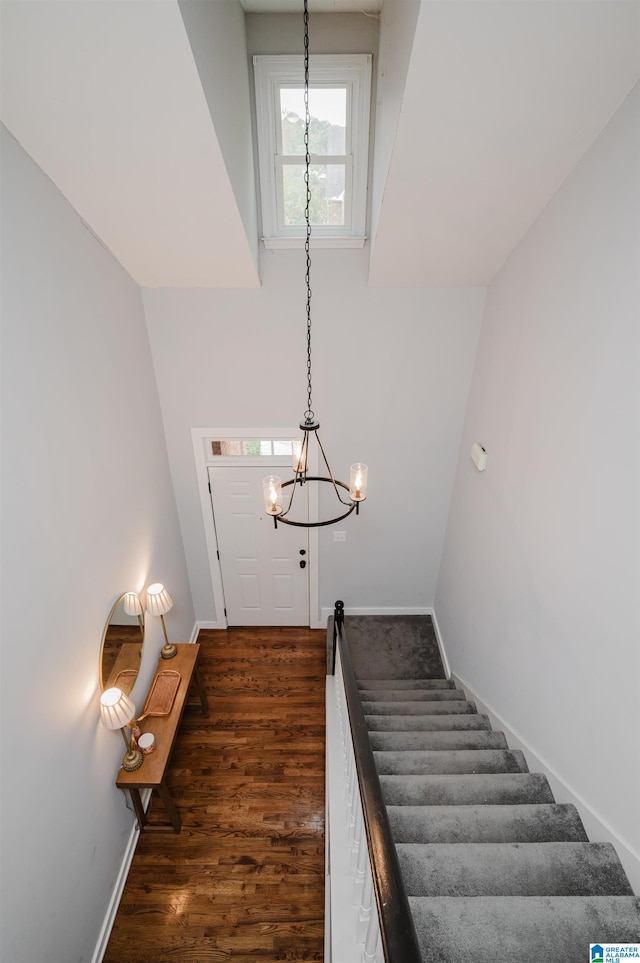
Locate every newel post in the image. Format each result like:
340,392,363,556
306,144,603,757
331,600,345,675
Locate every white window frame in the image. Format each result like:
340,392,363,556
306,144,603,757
253,54,372,249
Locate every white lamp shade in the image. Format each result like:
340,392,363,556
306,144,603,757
123,592,143,617
100,687,136,730
146,583,173,616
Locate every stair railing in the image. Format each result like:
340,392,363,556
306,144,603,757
328,600,422,963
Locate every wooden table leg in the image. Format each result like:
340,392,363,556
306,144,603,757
157,780,182,833
193,665,210,717
129,788,147,830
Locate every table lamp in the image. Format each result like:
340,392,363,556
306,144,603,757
123,592,144,632
146,583,176,660
100,686,144,772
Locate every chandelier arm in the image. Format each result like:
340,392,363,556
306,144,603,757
277,477,356,527
315,431,354,507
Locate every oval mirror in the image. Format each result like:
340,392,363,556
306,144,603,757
99,593,145,693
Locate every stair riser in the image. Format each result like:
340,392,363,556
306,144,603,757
368,731,508,751
360,690,467,702
397,842,634,897
380,773,555,806
362,701,477,715
365,714,491,731
358,679,455,690
408,896,640,963
386,804,590,844
374,749,528,775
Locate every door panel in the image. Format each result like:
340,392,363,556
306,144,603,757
209,466,309,626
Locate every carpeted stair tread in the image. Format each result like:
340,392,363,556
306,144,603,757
365,713,492,731
387,803,590,843
408,895,640,963
359,688,467,702
380,772,555,806
361,699,477,715
357,678,455,690
368,729,507,751
373,748,529,775
396,842,634,896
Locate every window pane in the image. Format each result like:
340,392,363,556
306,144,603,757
209,439,297,457
280,87,346,156
283,164,345,226
272,440,293,456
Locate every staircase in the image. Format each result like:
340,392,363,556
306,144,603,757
358,676,640,962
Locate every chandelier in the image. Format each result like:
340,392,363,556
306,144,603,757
263,0,367,529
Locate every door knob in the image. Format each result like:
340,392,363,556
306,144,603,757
299,559,307,569
299,549,306,555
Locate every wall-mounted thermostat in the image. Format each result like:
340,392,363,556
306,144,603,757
471,442,488,472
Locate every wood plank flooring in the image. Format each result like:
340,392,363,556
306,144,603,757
104,627,326,963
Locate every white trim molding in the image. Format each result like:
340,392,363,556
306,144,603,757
253,54,372,244
191,427,320,629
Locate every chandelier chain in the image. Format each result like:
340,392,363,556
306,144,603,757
303,0,313,422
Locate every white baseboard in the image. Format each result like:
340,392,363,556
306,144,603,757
320,605,431,626
451,670,640,894
193,619,226,636
91,789,152,963
427,607,451,680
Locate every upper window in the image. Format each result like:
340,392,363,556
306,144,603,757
253,54,372,248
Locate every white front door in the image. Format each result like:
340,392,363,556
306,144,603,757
208,466,309,626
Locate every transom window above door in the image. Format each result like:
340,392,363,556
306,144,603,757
253,54,372,248
209,438,298,458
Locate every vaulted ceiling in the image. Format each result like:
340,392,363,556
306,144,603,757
2,0,638,288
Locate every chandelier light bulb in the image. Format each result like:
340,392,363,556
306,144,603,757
350,464,368,502
263,476,283,516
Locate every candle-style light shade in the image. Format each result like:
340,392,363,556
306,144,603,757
263,475,283,515
145,583,173,617
349,463,368,502
99,687,144,772
292,441,307,474
146,583,177,660
123,592,143,617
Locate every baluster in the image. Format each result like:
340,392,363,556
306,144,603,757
363,909,380,963
354,820,368,900
350,795,363,871
356,865,373,940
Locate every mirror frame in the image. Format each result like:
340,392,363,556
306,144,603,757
99,592,145,692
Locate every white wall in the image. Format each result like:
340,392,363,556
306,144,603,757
0,127,193,963
435,85,640,878
369,0,420,253
143,250,484,624
179,0,259,270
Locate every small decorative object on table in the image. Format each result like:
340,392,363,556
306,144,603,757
138,669,181,719
137,732,155,754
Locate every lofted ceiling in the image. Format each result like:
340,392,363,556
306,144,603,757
1,0,638,288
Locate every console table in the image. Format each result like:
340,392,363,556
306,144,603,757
116,643,209,833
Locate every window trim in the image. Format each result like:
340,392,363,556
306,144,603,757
253,53,372,246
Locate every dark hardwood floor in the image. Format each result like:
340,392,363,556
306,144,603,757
104,627,326,963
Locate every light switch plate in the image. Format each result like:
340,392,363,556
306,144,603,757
333,531,347,542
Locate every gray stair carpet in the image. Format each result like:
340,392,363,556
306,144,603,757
356,676,640,961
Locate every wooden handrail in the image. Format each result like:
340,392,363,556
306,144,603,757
331,601,423,963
